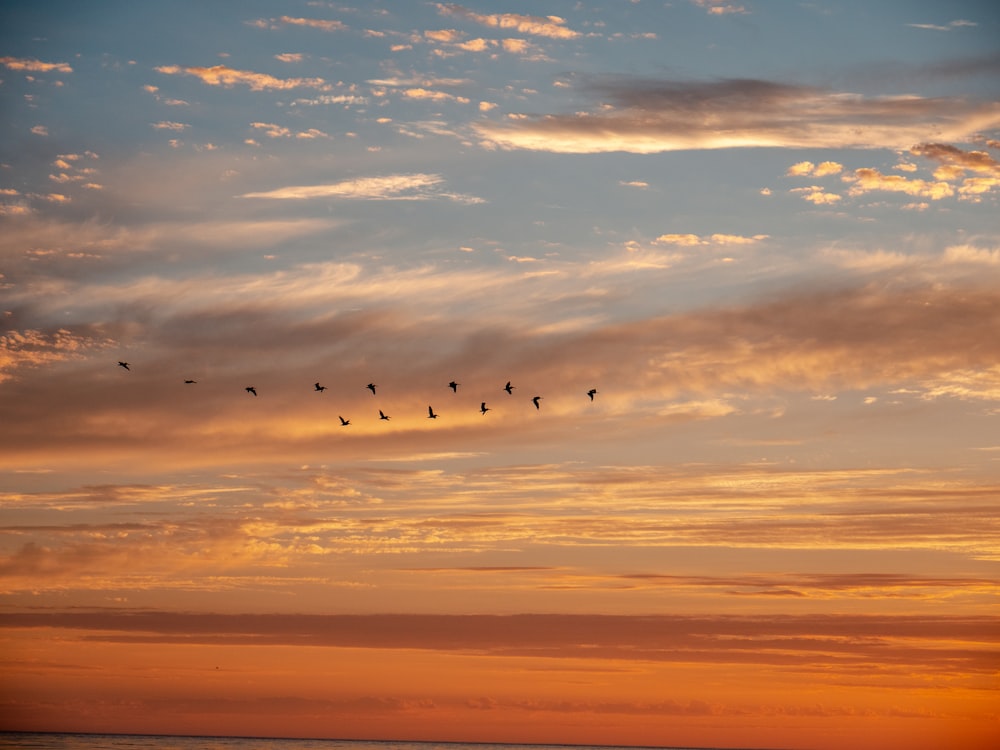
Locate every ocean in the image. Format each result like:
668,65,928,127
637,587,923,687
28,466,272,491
0,737,705,750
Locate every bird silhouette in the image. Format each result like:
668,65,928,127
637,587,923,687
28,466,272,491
118,361,130,371
184,379,197,384
480,402,490,415
503,381,514,395
246,386,257,396
379,409,390,421
339,416,350,426
428,406,438,419
314,383,327,392
532,396,542,409
448,381,459,392
587,388,598,401
366,383,377,395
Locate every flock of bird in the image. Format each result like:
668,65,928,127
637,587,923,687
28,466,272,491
117,361,598,424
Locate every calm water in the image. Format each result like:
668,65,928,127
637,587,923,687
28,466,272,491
0,736,713,750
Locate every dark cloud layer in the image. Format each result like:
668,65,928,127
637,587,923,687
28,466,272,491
475,75,1000,152
3,610,997,670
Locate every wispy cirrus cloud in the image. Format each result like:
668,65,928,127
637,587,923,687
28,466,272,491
907,19,977,32
240,173,483,203
474,76,1000,153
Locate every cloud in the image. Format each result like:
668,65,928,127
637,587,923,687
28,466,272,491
791,186,842,205
908,19,977,32
787,160,843,177
436,4,580,39
0,327,116,382
473,76,1000,153
693,0,748,15
156,64,330,92
402,88,471,104
0,56,72,73
911,142,1000,178
249,122,329,139
654,233,768,245
3,611,997,674
275,16,346,32
240,173,483,203
844,168,955,199
151,121,189,131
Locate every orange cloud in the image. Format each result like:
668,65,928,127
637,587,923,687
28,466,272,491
0,56,73,73
655,232,768,245
792,185,843,204
844,168,955,199
155,64,330,91
436,4,579,39
1,327,116,382
4,611,996,747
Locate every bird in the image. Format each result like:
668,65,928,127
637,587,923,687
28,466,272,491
246,386,257,396
184,380,197,384
480,402,490,415
314,383,327,392
118,361,130,371
366,383,377,395
448,381,459,392
339,416,350,426
379,409,390,421
532,396,542,409
587,388,598,401
504,381,514,395
428,406,438,419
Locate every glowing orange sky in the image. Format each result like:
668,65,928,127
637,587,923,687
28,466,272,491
2,1,1000,748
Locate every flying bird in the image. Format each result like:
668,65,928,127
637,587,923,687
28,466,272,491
480,402,490,415
184,380,197,384
246,386,257,397
532,396,542,409
448,381,459,392
339,416,350,426
587,388,598,401
428,406,438,419
366,383,377,395
314,383,327,392
504,381,514,395
118,361,130,371
379,410,390,421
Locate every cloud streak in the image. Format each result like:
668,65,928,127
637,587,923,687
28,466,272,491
475,77,1000,153
156,64,331,92
240,173,484,203
4,611,997,673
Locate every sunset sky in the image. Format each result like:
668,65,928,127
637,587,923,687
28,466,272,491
2,1,999,748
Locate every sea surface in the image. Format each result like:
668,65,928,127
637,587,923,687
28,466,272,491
0,736,713,750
